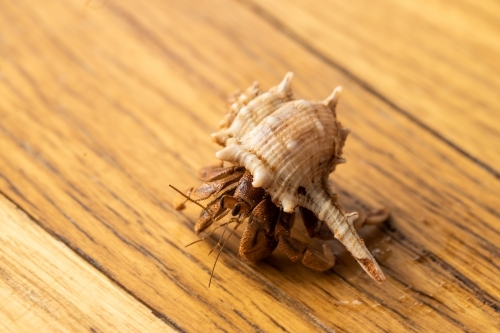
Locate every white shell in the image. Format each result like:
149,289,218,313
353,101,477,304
213,73,385,283
213,73,294,146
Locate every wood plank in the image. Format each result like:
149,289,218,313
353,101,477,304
0,0,498,331
0,194,174,333
245,0,500,175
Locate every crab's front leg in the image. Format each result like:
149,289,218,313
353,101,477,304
238,198,280,262
276,211,336,271
173,168,244,210
194,193,232,234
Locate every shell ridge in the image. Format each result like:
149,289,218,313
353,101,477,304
256,100,335,167
268,102,339,205
274,147,331,201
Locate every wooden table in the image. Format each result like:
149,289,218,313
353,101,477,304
1,0,499,332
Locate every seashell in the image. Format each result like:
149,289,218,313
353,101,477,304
212,73,385,282
213,73,294,146
218,81,260,130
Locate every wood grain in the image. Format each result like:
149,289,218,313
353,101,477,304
0,0,498,332
0,194,173,333
246,0,500,176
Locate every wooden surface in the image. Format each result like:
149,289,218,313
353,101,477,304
0,195,172,333
0,0,499,332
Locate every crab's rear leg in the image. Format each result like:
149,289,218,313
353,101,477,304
238,198,280,262
276,211,336,271
352,207,390,230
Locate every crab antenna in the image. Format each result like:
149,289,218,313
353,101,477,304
208,218,244,288
208,218,235,256
185,220,237,248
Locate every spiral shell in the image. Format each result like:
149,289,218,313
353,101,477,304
213,73,294,146
212,73,385,282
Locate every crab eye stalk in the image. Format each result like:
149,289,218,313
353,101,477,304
231,204,241,216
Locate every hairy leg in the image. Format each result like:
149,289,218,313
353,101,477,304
276,211,336,271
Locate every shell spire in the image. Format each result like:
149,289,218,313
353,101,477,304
212,72,294,147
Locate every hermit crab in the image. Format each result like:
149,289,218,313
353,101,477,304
172,73,389,285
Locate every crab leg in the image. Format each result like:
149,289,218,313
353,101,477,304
275,211,336,271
